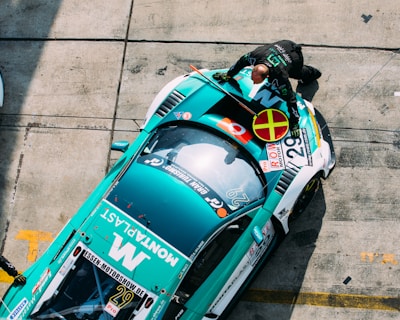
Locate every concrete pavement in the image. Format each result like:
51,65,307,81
0,0,399,319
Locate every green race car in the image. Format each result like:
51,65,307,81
0,66,335,320
0,70,4,107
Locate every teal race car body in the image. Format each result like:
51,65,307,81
0,67,335,319
0,70,4,107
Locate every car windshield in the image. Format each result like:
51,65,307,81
141,124,265,211
30,249,154,319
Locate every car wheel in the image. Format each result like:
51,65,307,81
289,173,321,222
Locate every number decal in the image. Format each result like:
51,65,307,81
265,128,312,170
110,285,135,309
284,136,301,147
286,147,305,158
226,188,250,207
284,137,305,159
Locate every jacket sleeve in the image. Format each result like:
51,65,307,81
269,68,299,123
227,53,252,77
0,255,18,277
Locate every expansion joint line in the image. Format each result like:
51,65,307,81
107,0,135,172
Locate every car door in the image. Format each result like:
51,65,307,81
161,214,254,319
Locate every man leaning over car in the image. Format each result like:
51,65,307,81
213,40,321,138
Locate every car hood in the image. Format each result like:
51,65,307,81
85,159,222,291
106,159,223,253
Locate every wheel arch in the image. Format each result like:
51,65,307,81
272,165,325,234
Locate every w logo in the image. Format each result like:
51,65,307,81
108,233,150,271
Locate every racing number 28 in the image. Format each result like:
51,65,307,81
284,137,304,159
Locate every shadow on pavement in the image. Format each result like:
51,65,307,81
230,186,327,320
0,0,63,247
296,80,320,102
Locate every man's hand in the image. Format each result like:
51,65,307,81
212,72,231,82
13,273,26,286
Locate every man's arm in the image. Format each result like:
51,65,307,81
0,255,26,285
269,68,298,119
0,255,18,277
268,68,300,137
227,53,252,78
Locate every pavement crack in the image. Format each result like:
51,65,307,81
11,126,31,205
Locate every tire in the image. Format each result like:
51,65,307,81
289,173,321,222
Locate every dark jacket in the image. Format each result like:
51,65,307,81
0,255,19,277
227,40,304,123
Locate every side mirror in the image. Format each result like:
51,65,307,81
251,226,264,245
111,141,129,153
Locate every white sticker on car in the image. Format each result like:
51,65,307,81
262,129,312,172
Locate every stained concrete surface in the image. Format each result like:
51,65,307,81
0,1,399,319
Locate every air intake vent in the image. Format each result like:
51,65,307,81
156,90,185,117
275,163,300,196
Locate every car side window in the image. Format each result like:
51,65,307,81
168,215,252,310
161,215,252,319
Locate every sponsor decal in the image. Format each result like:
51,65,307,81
217,118,253,144
175,307,186,319
204,197,228,218
209,258,249,311
32,268,51,295
139,154,231,216
259,160,269,173
83,248,148,297
262,128,312,172
174,112,192,120
267,52,288,67
251,82,283,108
182,112,192,120
266,142,285,172
7,298,28,320
174,112,183,119
95,200,191,290
151,300,166,320
104,301,120,317
99,206,183,269
108,232,151,270
252,109,289,142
